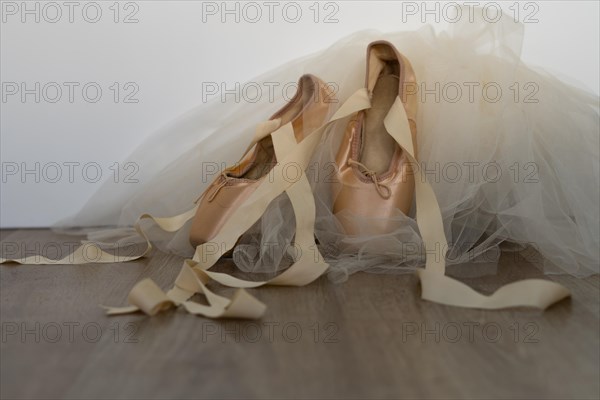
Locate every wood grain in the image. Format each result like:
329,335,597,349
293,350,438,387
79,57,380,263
1,229,598,399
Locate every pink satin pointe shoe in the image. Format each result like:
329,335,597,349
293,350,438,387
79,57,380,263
334,41,418,235
190,74,334,248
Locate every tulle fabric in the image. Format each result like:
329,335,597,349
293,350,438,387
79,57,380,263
59,11,600,281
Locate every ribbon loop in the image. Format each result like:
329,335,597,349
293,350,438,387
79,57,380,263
384,96,570,309
128,279,175,316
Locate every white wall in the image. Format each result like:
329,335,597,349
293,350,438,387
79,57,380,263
1,0,598,227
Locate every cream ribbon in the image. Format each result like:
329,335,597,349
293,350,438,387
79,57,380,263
0,206,198,264
383,96,570,309
103,262,266,319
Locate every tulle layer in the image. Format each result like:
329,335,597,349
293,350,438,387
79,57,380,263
61,10,600,280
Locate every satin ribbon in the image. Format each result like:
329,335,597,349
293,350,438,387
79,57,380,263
383,96,570,309
104,262,266,319
0,206,198,264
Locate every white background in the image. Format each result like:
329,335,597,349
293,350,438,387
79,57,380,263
1,0,599,227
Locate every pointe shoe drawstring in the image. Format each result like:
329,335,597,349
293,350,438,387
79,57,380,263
206,172,232,202
194,172,232,204
347,159,392,199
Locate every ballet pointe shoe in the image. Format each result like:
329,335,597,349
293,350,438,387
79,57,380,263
189,74,334,248
334,41,418,235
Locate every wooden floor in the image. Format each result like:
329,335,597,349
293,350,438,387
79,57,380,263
1,229,598,399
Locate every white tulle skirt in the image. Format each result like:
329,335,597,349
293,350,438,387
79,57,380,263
61,12,600,281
